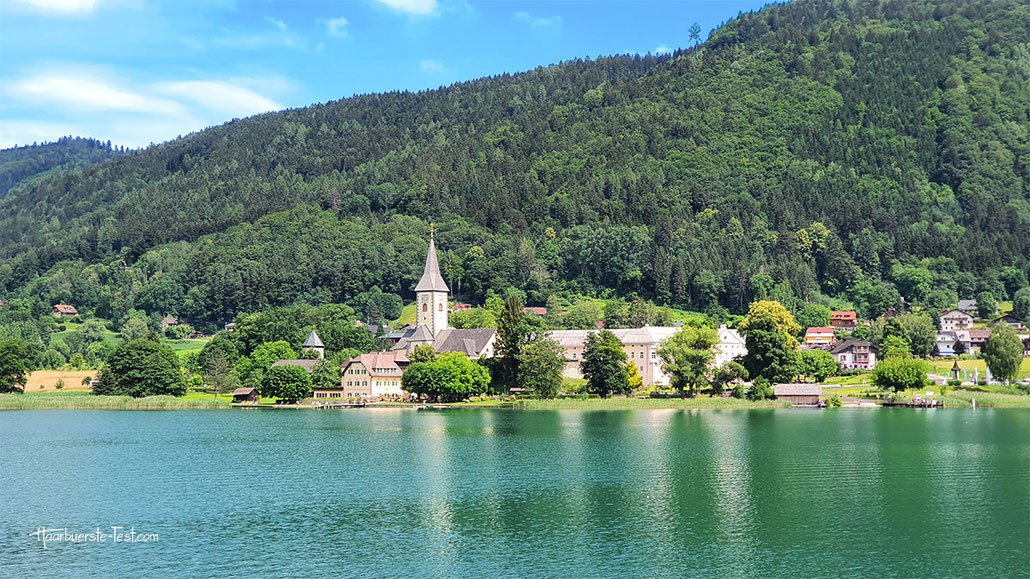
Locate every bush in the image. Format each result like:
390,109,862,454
947,379,961,386
731,383,748,399
747,377,774,401
827,395,842,407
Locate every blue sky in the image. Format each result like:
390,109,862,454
1,0,771,149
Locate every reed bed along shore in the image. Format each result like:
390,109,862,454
0,391,230,410
516,396,791,410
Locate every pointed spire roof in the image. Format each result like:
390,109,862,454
303,330,324,348
414,235,449,293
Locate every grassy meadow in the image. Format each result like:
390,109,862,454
928,358,1030,379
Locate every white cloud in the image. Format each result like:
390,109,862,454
324,16,349,38
154,81,282,117
654,44,671,55
263,16,287,32
11,0,99,14
419,59,448,73
215,17,301,50
514,11,562,29
374,0,437,16
9,74,184,115
1,67,289,148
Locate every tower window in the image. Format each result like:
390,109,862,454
438,303,443,311
422,304,428,312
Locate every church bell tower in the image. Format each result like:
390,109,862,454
414,227,449,336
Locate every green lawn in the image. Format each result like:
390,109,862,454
165,338,209,357
50,327,121,346
928,358,1030,379
392,303,417,328
822,373,874,387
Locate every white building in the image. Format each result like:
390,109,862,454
715,325,747,367
939,309,973,331
549,326,680,386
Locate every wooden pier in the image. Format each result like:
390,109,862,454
881,399,943,408
313,402,366,409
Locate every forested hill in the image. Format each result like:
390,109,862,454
0,137,125,196
1,0,1027,327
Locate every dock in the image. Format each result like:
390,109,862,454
313,402,367,409
881,399,943,408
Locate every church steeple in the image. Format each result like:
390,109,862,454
414,227,449,335
414,230,449,293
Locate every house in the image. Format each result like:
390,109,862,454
451,303,473,312
996,314,1028,330
831,339,876,370
956,299,979,316
271,359,319,373
935,331,961,356
803,327,835,347
549,326,681,386
302,330,325,359
231,387,259,404
967,329,991,353
341,351,408,399
224,322,236,332
772,384,823,407
830,311,858,331
714,325,747,367
939,309,973,331
523,307,548,317
52,304,78,318
161,316,179,330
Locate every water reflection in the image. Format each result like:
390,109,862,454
0,408,1026,577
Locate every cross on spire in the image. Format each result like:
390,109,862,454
430,222,435,239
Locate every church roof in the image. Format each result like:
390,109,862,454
433,328,496,356
414,237,449,293
303,330,324,348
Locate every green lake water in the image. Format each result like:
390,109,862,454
1,408,1027,577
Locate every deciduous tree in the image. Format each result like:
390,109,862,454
872,357,928,392
519,338,565,399
0,338,29,393
798,349,838,382
982,324,1022,383
581,330,629,398
263,364,312,403
94,336,186,397
658,322,719,397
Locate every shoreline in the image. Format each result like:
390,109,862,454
3,389,1029,410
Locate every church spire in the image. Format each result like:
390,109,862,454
414,229,449,293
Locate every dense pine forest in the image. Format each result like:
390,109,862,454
0,137,125,196
0,0,1027,328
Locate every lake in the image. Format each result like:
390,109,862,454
1,408,1027,577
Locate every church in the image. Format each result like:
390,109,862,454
336,233,497,399
390,233,498,359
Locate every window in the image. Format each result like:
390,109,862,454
438,303,443,311
422,304,428,312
